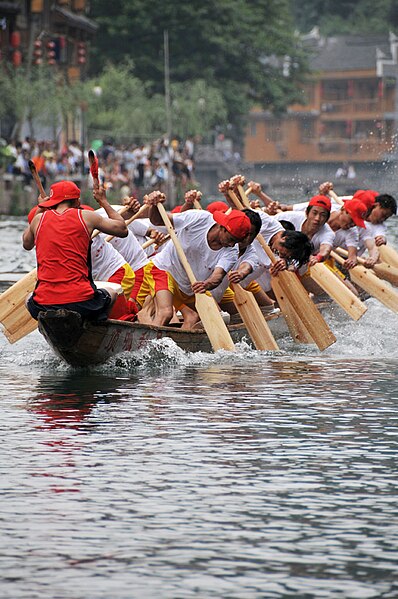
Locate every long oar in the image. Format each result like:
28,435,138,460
230,282,279,350
28,160,47,199
156,201,235,351
327,189,344,206
226,183,316,344
309,262,367,320
335,247,398,287
0,269,38,343
227,186,336,350
104,204,148,242
0,161,47,342
331,250,398,313
378,244,398,269
141,234,171,251
220,182,310,343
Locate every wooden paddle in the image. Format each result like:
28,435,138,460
227,185,336,350
327,188,344,206
28,160,47,199
331,250,398,313
104,204,148,242
141,234,171,250
0,269,38,343
220,182,313,344
0,161,47,342
378,244,398,269
309,262,367,321
335,247,398,287
155,200,236,351
230,282,279,350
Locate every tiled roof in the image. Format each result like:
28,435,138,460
307,34,391,71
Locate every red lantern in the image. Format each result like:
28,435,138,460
47,40,56,65
33,40,43,65
10,31,21,48
12,50,22,67
77,42,86,64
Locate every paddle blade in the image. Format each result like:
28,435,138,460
310,263,367,321
271,277,313,344
378,245,398,269
349,265,398,313
88,150,99,180
372,262,398,287
231,283,279,350
194,293,235,351
0,269,38,343
276,270,336,351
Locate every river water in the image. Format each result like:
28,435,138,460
1,216,398,599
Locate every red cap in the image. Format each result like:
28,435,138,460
171,205,183,213
344,199,367,228
207,201,229,214
308,195,331,211
38,180,81,209
353,189,378,210
213,209,251,240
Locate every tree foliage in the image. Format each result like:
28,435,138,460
89,0,307,134
292,0,398,35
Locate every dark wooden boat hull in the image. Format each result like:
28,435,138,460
37,309,285,367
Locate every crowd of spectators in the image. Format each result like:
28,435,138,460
2,135,196,199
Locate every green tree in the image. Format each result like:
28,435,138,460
89,0,307,136
291,0,398,34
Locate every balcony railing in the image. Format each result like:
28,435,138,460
317,137,393,156
320,98,392,114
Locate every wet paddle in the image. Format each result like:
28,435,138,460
331,250,398,313
0,161,47,342
335,247,398,287
221,181,314,345
227,183,336,351
230,282,279,350
309,262,367,320
0,269,38,343
154,198,236,352
378,244,398,269
217,180,280,349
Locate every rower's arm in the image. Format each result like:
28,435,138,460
91,186,128,237
192,267,227,294
228,262,253,283
22,224,35,250
363,238,380,266
344,245,358,269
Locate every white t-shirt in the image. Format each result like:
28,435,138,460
357,221,387,255
129,218,169,256
274,211,335,253
332,227,359,250
96,208,148,271
152,211,238,295
211,243,260,302
91,235,126,281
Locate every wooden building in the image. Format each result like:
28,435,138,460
0,0,97,80
245,32,398,168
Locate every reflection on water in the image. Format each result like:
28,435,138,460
1,218,398,597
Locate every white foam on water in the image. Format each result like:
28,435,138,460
1,295,398,373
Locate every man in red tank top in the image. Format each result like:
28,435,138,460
22,180,128,321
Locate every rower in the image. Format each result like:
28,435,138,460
137,191,251,327
22,180,128,322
